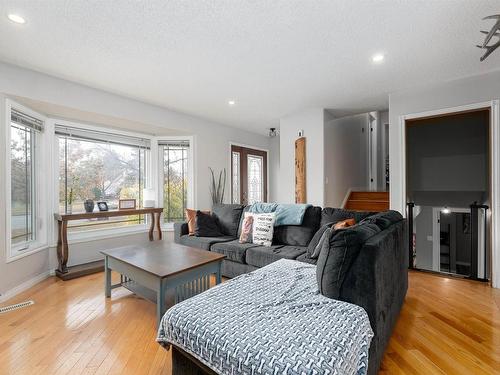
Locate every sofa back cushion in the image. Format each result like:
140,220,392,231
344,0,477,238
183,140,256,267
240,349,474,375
320,208,374,227
360,210,403,230
212,204,245,237
316,222,381,299
273,206,321,246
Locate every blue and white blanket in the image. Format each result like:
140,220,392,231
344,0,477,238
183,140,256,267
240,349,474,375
249,203,312,226
157,259,373,375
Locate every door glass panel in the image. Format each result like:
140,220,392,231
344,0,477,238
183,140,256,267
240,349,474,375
232,151,240,204
247,155,263,204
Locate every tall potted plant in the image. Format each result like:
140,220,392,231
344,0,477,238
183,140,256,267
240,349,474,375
209,167,226,206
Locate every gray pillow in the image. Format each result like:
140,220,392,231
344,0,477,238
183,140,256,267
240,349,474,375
307,222,334,258
316,222,381,299
310,229,331,259
212,204,244,237
194,211,224,237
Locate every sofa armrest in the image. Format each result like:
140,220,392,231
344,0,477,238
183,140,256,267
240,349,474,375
339,219,407,375
174,222,189,243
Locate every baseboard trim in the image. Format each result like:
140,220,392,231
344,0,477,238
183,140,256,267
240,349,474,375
0,270,51,303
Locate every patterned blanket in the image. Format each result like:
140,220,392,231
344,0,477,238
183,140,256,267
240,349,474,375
157,259,373,375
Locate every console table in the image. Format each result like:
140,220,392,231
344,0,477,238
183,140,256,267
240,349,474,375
54,207,163,280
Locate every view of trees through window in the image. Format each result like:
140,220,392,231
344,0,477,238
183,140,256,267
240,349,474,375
162,143,189,223
11,123,35,245
59,136,147,231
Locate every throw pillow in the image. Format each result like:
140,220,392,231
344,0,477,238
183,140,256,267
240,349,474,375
212,204,245,237
310,228,331,259
307,223,334,257
333,218,356,230
239,212,254,243
194,211,223,237
307,219,356,258
185,208,210,235
252,213,276,246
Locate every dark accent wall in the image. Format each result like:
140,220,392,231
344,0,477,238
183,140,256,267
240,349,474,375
406,110,489,206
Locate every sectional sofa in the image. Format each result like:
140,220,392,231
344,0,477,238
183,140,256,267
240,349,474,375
173,203,408,375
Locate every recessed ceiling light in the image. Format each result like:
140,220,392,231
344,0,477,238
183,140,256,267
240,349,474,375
8,14,26,24
228,100,236,106
372,53,385,63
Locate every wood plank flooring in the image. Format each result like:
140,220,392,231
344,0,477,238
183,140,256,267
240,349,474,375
0,269,499,374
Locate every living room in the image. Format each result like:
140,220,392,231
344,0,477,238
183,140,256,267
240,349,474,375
1,2,500,375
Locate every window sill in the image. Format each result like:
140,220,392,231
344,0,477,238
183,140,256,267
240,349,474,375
6,243,49,263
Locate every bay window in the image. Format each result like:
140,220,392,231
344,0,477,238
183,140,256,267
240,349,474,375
56,125,150,232
7,104,48,259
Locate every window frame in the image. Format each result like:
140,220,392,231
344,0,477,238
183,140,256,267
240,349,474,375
5,99,51,262
53,118,154,241
155,136,195,230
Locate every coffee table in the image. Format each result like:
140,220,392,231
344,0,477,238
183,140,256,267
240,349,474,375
101,242,225,325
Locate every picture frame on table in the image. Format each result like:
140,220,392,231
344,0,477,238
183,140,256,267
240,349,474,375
97,202,109,211
119,199,136,210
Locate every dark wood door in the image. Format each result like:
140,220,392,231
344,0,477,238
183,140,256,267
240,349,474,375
231,145,268,205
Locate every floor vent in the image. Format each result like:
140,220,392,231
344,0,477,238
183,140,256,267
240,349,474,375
0,300,34,314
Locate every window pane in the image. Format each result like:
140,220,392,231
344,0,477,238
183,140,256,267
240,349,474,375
247,155,263,204
11,124,35,245
163,144,189,223
59,137,147,231
232,152,240,204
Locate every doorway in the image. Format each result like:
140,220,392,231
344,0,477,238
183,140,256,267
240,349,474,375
406,108,491,280
231,145,268,205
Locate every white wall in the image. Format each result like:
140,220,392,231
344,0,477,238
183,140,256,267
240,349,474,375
324,113,369,207
0,62,275,299
378,110,389,190
389,70,500,213
389,69,500,288
278,108,325,206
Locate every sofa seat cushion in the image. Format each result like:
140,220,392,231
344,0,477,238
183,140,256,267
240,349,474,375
246,245,307,268
178,235,234,250
210,240,259,263
272,206,321,247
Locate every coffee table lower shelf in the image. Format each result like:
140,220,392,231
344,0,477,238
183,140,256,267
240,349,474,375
119,279,157,303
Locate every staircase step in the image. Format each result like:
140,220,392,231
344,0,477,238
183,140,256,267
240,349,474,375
344,200,390,212
348,191,389,201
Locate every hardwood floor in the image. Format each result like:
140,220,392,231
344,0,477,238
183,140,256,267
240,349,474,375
0,270,499,374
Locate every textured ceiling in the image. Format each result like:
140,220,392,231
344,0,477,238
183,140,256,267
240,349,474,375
0,0,499,134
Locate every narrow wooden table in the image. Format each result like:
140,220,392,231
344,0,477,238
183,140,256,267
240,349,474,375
54,208,163,280
101,243,225,325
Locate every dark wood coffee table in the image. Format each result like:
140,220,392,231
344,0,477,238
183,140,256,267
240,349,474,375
101,242,225,325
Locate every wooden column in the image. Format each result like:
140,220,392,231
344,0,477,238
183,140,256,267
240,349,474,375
295,137,306,203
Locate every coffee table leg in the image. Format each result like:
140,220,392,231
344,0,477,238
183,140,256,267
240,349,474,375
215,262,222,285
105,256,111,298
157,280,166,327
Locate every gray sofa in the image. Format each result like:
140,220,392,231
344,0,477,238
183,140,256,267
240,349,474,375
173,203,408,375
